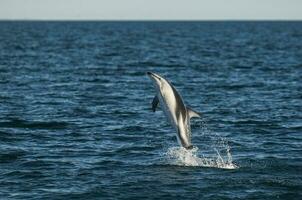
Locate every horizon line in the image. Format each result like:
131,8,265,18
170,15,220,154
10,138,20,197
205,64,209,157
0,19,302,22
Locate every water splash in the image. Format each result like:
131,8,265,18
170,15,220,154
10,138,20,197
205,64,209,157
164,119,238,169
165,146,238,169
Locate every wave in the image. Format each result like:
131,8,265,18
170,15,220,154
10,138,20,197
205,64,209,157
0,118,69,129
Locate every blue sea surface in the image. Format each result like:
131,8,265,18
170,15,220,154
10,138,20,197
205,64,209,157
0,21,302,199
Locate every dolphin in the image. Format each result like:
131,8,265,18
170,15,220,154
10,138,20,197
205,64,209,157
147,72,201,149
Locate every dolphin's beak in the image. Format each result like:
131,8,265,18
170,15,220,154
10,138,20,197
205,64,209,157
147,71,154,78
147,72,160,80
147,71,155,80
147,72,161,89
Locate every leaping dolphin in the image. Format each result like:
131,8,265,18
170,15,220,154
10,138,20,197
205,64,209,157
147,72,201,149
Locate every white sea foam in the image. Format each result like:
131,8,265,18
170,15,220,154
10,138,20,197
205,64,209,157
165,146,238,169
164,119,238,169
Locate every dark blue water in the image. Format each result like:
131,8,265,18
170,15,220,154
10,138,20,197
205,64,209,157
0,21,302,199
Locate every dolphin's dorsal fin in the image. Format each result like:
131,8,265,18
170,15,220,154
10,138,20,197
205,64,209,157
186,106,201,119
151,95,159,112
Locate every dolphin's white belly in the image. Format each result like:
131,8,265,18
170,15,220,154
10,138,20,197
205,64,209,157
161,100,177,129
158,88,179,132
158,87,191,147
158,91,190,147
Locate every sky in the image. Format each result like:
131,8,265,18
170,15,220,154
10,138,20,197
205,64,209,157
0,0,301,20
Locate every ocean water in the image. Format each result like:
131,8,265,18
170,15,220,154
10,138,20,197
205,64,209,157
0,21,301,199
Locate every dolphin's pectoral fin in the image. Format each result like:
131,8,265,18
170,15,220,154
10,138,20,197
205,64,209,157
151,95,159,112
186,106,201,119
